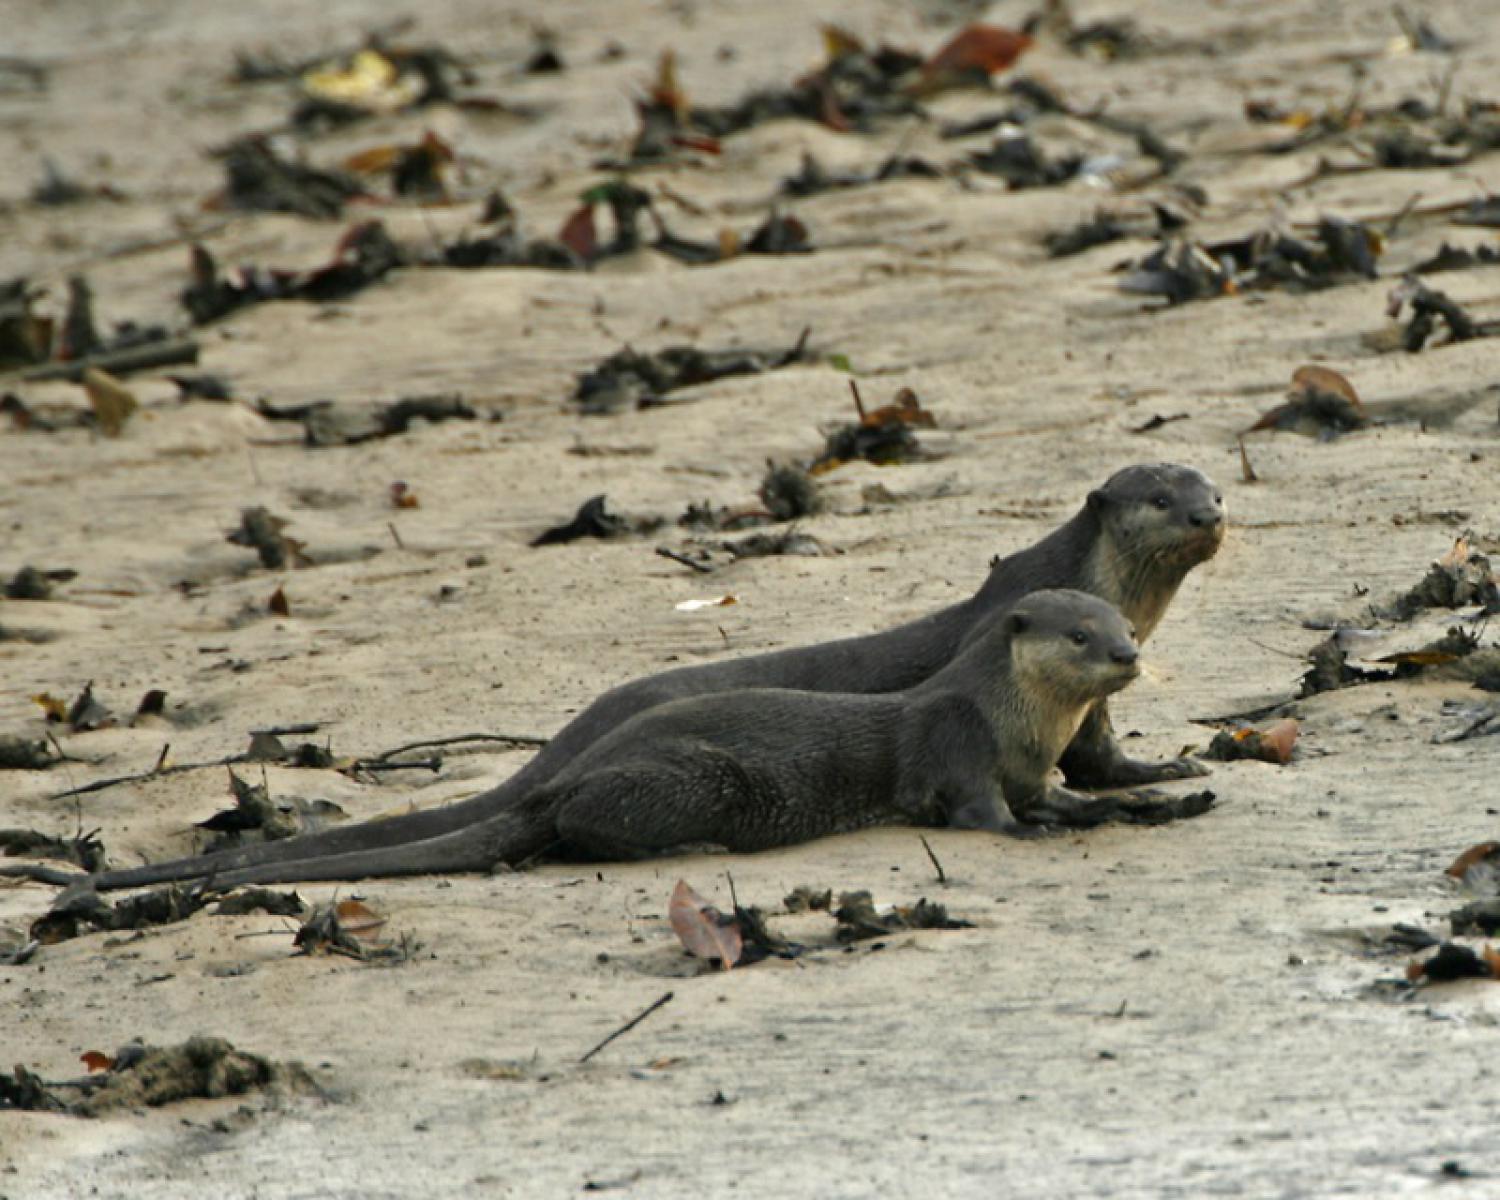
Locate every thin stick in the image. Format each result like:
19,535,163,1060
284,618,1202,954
350,757,442,774
1383,191,1423,238
655,545,713,574
849,378,867,423
51,754,249,799
578,991,675,1064
14,338,200,383
1237,435,1259,483
919,835,947,885
387,521,404,550
370,732,547,761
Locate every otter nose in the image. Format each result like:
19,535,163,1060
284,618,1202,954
1111,646,1139,667
1189,508,1222,529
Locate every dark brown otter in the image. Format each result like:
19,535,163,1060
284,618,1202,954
2,463,1223,890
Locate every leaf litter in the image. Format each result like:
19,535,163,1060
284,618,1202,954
620,24,1032,167
667,877,974,970
0,1036,321,1116
573,328,811,415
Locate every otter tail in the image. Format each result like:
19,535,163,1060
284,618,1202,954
2,794,559,892
0,764,547,894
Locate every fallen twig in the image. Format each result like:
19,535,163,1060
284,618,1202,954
919,835,947,885
655,546,714,574
15,338,200,383
369,732,548,762
51,753,249,800
578,992,675,1064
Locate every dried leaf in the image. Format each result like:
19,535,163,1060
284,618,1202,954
31,692,67,722
389,481,420,509
334,898,387,942
342,144,403,174
1290,365,1362,409
558,204,598,261
267,586,290,617
860,387,936,430
80,1051,115,1074
1446,842,1500,880
668,879,742,970
820,25,866,61
82,367,137,437
1205,718,1297,765
918,25,1033,87
302,49,423,113
648,49,688,117
1375,650,1462,667
1258,718,1300,764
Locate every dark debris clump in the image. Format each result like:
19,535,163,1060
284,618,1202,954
573,330,810,415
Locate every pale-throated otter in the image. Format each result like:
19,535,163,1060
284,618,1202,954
51,592,1159,885
3,463,1223,889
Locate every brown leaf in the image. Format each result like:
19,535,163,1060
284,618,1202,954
80,1050,115,1073
81,367,137,437
267,586,290,617
343,144,403,174
334,898,387,942
647,49,688,117
918,25,1033,89
861,387,936,430
1258,717,1300,764
1290,365,1362,410
668,879,742,971
1438,535,1474,570
31,692,67,722
558,204,598,261
389,481,420,509
1446,842,1500,880
1375,649,1461,667
820,25,866,61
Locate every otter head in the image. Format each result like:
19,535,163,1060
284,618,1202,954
1084,463,1224,639
1005,588,1141,706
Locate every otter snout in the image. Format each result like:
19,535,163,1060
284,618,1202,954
1110,645,1139,668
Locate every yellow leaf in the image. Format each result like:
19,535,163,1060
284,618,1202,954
31,692,67,722
302,50,423,112
82,367,137,437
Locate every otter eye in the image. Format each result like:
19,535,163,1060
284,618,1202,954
1152,495,1171,510
1213,492,1223,504
1071,631,1088,646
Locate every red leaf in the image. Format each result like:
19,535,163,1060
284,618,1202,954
334,897,387,941
558,204,598,261
1290,365,1362,411
668,879,742,971
1257,717,1299,765
921,25,1033,82
80,1050,115,1073
1446,842,1500,880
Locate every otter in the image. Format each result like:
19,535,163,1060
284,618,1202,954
52,592,1159,887
2,463,1224,890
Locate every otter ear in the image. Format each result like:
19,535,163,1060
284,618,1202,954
1086,488,1108,513
1005,611,1029,636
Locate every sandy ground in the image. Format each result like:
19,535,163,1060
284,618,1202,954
3,0,1500,1196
